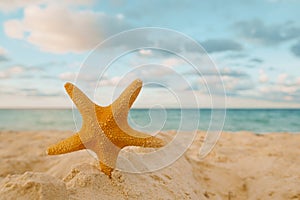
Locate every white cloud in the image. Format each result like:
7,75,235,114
0,72,6,79
4,20,24,39
277,73,288,84
189,66,253,95
259,84,298,96
59,72,78,81
98,76,122,86
0,0,40,12
10,66,23,74
258,73,300,102
161,57,183,67
284,96,293,101
59,71,100,82
116,13,124,20
0,66,24,78
296,77,300,85
0,0,93,12
4,4,130,53
139,49,152,56
259,69,269,83
222,75,253,91
0,46,9,62
279,85,298,93
0,47,8,55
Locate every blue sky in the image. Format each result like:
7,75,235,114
0,0,300,108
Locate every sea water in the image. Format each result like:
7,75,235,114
0,109,299,133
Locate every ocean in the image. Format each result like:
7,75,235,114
0,109,299,133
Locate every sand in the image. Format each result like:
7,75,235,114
0,130,300,200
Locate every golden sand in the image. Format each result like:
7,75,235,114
1,130,300,199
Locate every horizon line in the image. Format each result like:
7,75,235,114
0,107,300,110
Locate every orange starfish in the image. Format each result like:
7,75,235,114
47,79,164,177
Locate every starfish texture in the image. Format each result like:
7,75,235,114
47,79,164,177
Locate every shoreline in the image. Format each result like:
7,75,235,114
1,129,300,134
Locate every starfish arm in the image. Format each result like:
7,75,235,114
64,82,96,117
47,133,85,155
112,79,142,111
99,162,114,178
125,130,165,148
92,142,121,178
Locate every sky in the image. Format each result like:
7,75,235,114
0,0,300,108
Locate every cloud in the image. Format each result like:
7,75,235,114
235,19,300,45
259,69,269,83
249,58,263,63
277,73,288,84
0,47,8,55
258,74,300,102
3,19,24,39
0,0,40,12
291,40,300,57
224,53,248,59
1,87,63,97
59,72,78,81
220,67,249,77
222,75,254,92
297,77,300,85
59,71,98,82
98,76,123,87
201,39,243,53
17,88,62,97
5,4,240,56
193,73,253,96
0,47,9,62
0,66,24,78
2,63,61,80
0,55,9,62
0,0,93,12
4,4,131,54
64,64,183,90
139,49,152,56
161,57,184,67
187,67,253,96
184,67,249,77
259,85,299,101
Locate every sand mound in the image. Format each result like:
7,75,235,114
61,157,205,199
0,172,68,200
0,160,205,200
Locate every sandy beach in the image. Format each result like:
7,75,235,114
0,130,300,199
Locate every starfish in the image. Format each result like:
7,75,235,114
47,79,164,177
